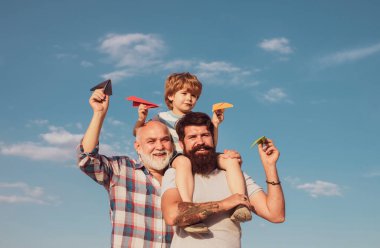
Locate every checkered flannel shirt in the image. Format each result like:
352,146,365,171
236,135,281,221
77,143,173,248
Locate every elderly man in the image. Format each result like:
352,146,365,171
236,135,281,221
77,88,174,247
161,112,285,248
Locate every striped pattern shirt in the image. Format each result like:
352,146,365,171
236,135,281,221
77,143,173,248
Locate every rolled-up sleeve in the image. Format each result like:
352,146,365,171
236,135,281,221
77,142,114,189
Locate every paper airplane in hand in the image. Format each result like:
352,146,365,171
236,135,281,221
126,96,159,109
90,79,112,95
250,136,267,148
212,102,233,112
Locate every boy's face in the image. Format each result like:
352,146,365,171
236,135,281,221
169,89,198,115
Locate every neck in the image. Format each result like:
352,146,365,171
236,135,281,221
148,168,164,184
171,108,186,116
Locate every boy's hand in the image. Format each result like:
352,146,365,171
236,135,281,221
138,104,149,122
89,89,109,114
212,109,224,127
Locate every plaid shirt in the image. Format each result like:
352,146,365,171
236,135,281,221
77,143,173,248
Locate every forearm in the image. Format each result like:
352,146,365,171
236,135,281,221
82,112,106,153
174,201,222,227
264,166,285,222
213,126,219,146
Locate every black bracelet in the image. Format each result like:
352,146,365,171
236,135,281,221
266,180,281,185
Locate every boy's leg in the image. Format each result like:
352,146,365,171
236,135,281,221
172,155,209,233
223,160,252,222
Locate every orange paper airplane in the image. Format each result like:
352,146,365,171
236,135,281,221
212,102,234,112
126,96,159,109
90,79,112,95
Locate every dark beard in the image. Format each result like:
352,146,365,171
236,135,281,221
184,144,218,176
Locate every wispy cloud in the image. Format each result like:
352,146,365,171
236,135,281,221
41,126,83,146
96,33,260,88
297,180,342,198
99,33,165,68
319,42,380,66
26,119,49,128
261,88,290,103
0,125,82,162
107,117,124,126
101,69,135,82
0,141,73,161
195,61,258,87
0,182,60,205
259,38,293,54
80,60,94,67
55,53,78,60
363,170,380,178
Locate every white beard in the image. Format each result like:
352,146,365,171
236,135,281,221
140,151,173,171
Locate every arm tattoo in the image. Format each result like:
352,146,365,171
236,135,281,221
174,201,221,226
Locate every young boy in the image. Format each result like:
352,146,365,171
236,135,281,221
133,72,251,233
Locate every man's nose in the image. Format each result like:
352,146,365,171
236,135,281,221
195,136,205,145
155,140,164,149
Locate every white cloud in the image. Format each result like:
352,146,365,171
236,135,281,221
26,119,49,127
99,33,165,68
319,42,380,66
262,88,289,103
107,117,124,126
0,182,59,205
297,180,342,198
259,38,293,54
55,53,78,60
80,60,94,67
363,170,380,178
101,69,134,82
195,61,257,87
163,59,195,70
0,141,72,161
40,126,82,146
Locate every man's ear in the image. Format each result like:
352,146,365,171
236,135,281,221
134,141,141,153
179,141,184,151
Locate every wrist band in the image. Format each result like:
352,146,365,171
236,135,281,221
266,180,281,185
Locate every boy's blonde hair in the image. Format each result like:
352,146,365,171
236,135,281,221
164,72,202,110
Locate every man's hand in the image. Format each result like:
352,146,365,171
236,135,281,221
137,104,149,122
258,138,280,168
89,89,109,114
218,193,252,212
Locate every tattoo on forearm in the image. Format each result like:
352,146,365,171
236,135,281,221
174,202,220,226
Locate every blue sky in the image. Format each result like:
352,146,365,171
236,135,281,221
1,0,379,247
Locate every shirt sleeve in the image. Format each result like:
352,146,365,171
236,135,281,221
243,172,263,197
77,141,115,189
161,168,177,196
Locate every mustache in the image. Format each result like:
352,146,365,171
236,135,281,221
190,144,214,153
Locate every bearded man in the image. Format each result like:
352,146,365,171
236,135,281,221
77,87,174,247
161,112,285,248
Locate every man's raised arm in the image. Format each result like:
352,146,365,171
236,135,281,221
82,89,109,152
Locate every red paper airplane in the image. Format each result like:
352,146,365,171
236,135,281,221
90,79,112,95
126,96,159,109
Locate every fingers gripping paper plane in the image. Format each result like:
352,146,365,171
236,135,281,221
90,79,113,95
250,136,267,148
126,96,159,109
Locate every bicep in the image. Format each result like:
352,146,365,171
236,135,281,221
249,191,272,221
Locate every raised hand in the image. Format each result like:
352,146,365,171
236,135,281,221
258,138,280,168
89,89,109,114
137,104,149,122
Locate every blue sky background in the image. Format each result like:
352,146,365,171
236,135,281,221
1,0,379,247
